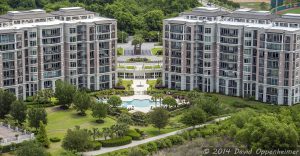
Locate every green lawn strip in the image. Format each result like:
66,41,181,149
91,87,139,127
117,48,124,56
126,66,135,69
279,7,300,14
46,108,116,154
118,65,125,69
151,47,163,55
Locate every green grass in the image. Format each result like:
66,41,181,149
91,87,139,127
144,65,161,69
46,108,116,154
151,47,163,56
240,2,269,11
126,66,135,69
279,7,300,14
118,65,125,69
117,48,124,56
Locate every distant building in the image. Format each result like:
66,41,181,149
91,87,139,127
163,7,300,105
0,7,117,99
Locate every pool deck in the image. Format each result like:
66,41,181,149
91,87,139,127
121,80,154,113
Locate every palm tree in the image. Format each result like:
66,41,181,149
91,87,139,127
90,128,101,141
132,34,145,55
157,93,164,107
102,127,110,140
151,93,158,107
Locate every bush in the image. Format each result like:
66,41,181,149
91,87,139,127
167,135,184,145
155,140,168,149
128,147,149,156
126,129,141,140
91,141,102,150
144,142,157,153
101,136,132,147
25,96,34,102
162,138,172,148
50,137,61,143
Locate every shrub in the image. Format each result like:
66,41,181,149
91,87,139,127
144,142,158,153
189,129,201,139
128,147,149,156
167,135,184,145
25,96,34,102
162,138,172,148
91,141,102,150
155,140,168,149
126,129,141,140
101,136,132,147
50,137,61,143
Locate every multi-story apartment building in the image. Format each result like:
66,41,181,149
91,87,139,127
0,7,117,99
163,7,300,105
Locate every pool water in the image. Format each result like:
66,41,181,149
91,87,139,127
122,99,156,108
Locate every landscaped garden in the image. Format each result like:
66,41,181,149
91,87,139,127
2,79,300,156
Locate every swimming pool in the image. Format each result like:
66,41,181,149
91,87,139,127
122,99,156,108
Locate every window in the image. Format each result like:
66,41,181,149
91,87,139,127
69,36,76,42
69,28,76,34
205,45,211,50
205,28,211,34
29,32,36,38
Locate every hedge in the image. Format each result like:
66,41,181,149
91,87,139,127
101,136,132,147
50,137,61,143
91,141,102,150
126,129,141,140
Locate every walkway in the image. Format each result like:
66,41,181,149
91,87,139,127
82,116,230,156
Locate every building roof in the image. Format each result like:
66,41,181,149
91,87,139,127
181,7,229,17
50,7,95,16
0,9,54,20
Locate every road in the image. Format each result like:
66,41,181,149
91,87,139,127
82,116,230,156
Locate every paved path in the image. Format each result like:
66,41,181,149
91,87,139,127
82,116,230,156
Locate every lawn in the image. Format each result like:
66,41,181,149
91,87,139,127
46,107,116,155
126,66,135,69
117,48,124,56
151,47,163,56
279,7,300,14
240,2,269,11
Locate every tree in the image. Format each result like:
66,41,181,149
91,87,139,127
181,106,206,128
132,34,145,55
162,96,177,109
260,2,268,10
144,10,164,31
36,121,50,148
148,107,169,132
62,126,92,152
235,114,299,150
195,95,221,116
28,108,47,130
10,100,27,125
0,89,16,118
117,30,129,43
91,102,108,123
110,123,129,138
16,141,49,156
73,91,92,116
55,80,76,109
102,127,110,140
33,89,53,105
89,128,101,141
107,95,122,107
117,113,132,125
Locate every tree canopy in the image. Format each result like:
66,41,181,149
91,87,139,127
148,107,169,132
0,89,16,118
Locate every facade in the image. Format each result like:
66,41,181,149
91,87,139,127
163,7,300,105
0,7,117,99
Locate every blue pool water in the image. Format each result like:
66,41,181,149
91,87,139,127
122,99,156,108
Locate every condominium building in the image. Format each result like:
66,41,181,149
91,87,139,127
163,7,300,105
0,7,117,99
